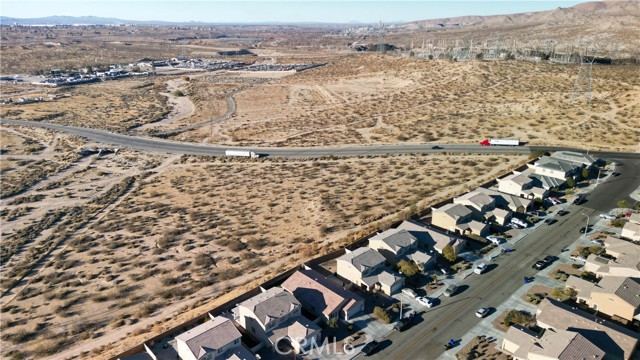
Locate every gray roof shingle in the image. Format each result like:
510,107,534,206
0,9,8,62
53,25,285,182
176,316,241,360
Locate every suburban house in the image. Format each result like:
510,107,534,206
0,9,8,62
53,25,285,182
475,187,533,214
396,220,466,254
368,229,435,271
621,213,640,241
453,190,513,226
501,325,605,360
565,275,640,323
535,298,639,360
527,173,565,190
176,315,256,360
549,150,597,168
281,266,364,322
335,247,404,295
234,287,321,354
497,171,548,200
528,156,583,181
584,237,640,278
431,203,489,236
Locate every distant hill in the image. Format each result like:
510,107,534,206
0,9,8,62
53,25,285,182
0,15,213,26
401,0,639,30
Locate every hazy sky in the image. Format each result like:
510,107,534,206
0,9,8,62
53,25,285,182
1,1,587,23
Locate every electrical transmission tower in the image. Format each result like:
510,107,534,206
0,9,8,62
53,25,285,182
377,20,385,53
572,56,595,104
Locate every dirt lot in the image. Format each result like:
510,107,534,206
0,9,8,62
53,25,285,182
0,124,527,359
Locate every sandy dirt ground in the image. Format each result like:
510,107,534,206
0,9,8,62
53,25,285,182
0,124,528,359
138,78,194,130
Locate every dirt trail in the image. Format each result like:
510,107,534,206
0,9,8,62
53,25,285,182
138,78,195,130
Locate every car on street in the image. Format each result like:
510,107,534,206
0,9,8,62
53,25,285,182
444,284,458,297
533,260,548,270
361,340,380,356
600,213,616,220
475,307,490,318
544,218,556,225
573,196,586,205
401,288,418,299
393,317,412,331
557,210,569,216
486,235,503,244
579,227,591,234
431,145,443,150
417,296,434,308
474,263,488,274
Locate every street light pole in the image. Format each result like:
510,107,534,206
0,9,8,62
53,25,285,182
581,212,590,232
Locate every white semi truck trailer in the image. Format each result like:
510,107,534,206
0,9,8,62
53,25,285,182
225,150,259,158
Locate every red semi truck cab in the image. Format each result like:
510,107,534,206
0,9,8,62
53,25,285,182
479,139,490,146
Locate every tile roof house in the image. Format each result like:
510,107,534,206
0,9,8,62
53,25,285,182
431,203,489,236
550,151,597,167
621,213,640,241
176,316,256,360
368,229,435,270
396,220,466,254
497,171,549,200
528,156,583,181
527,173,565,190
281,266,364,322
584,237,640,278
591,276,640,323
336,247,404,295
501,325,605,360
475,187,533,214
535,298,639,360
453,190,514,226
235,287,320,354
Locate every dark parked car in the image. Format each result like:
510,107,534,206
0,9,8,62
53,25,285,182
361,340,380,356
393,317,412,331
579,227,591,234
544,218,556,225
558,210,569,216
573,196,586,205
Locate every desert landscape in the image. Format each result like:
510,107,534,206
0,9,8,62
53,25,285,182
1,1,639,359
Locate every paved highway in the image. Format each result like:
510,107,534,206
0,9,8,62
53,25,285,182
5,119,638,160
369,166,640,360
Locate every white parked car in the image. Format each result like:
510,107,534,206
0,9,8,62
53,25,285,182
401,288,418,299
599,213,616,220
474,263,488,274
416,296,434,308
590,239,605,246
511,218,527,228
476,307,490,318
570,255,587,262
486,235,503,245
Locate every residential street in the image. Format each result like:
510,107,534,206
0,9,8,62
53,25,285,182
366,161,640,360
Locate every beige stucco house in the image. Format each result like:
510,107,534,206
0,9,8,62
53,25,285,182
281,266,364,322
621,213,640,241
584,237,640,278
566,275,640,323
368,229,435,271
535,298,639,360
235,287,320,354
176,315,256,360
501,325,604,360
528,157,582,180
497,171,548,200
335,247,403,295
396,220,466,254
431,203,489,236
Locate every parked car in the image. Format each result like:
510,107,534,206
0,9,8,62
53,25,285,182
544,218,556,225
557,210,569,216
590,239,605,246
511,218,528,228
579,227,591,234
439,267,452,276
600,213,616,220
401,288,418,299
571,255,587,262
474,263,488,274
475,307,490,318
533,260,547,270
444,284,458,297
417,296,434,308
486,235,503,245
393,317,412,331
361,340,380,356
529,210,542,216
573,196,586,205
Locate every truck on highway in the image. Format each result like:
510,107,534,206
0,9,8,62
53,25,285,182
225,150,259,158
479,138,520,146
